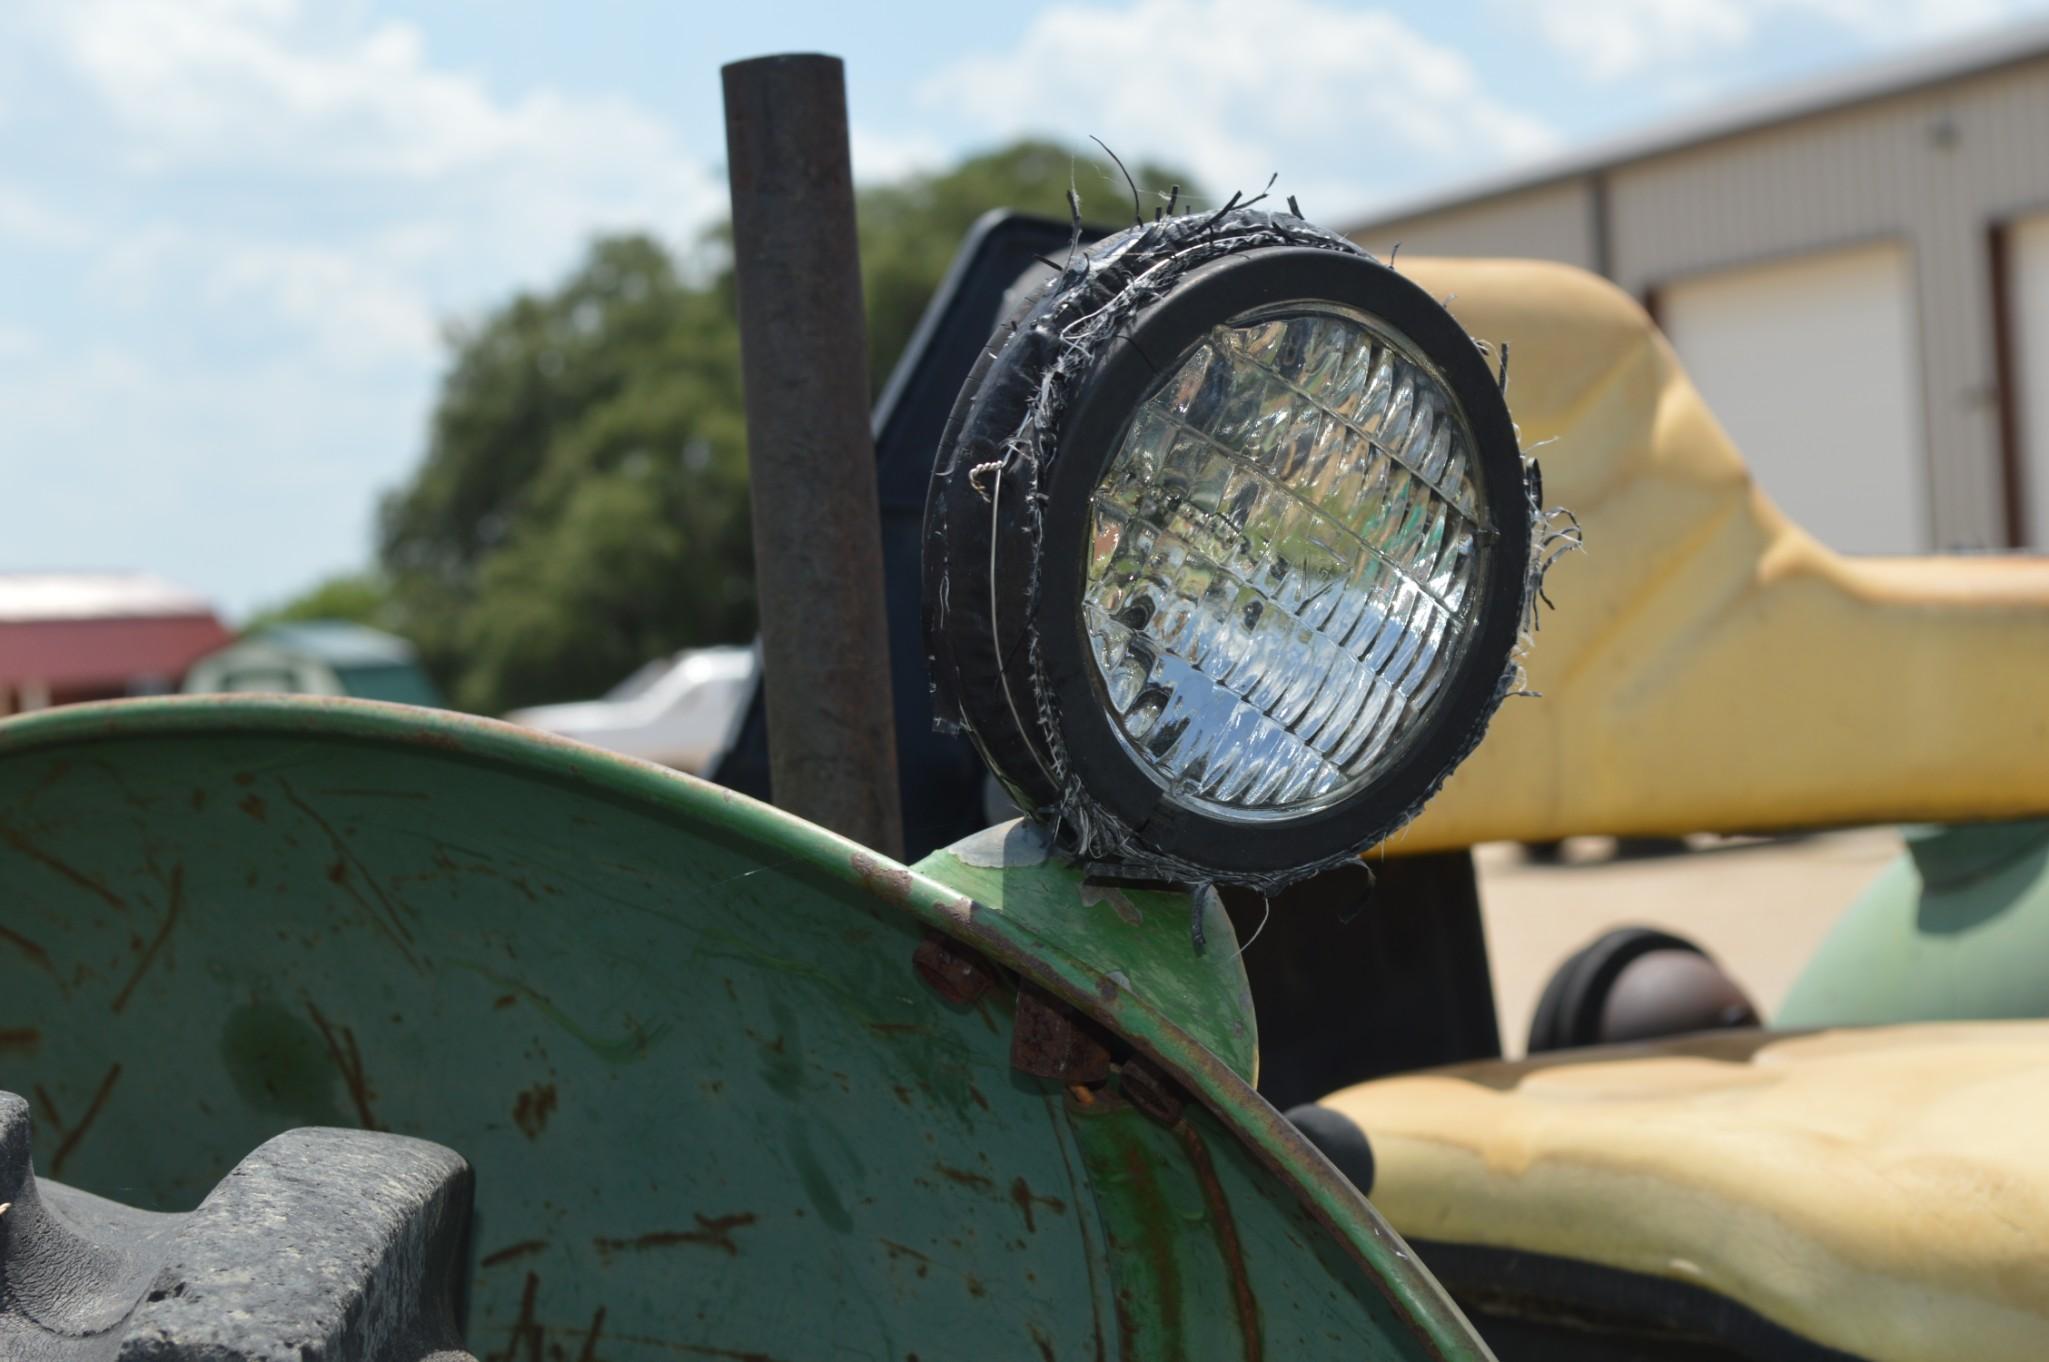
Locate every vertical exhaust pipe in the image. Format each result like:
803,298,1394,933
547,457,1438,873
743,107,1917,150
722,53,904,858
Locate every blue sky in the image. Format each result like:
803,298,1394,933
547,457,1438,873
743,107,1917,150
3,0,2043,618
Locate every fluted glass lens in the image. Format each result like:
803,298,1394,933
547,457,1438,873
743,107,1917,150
1082,303,1490,822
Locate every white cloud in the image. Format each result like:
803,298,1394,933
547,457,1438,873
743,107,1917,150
919,0,1559,223
0,180,94,249
33,0,724,363
849,125,950,183
1526,0,1751,80
84,223,187,306
0,324,41,359
0,0,731,607
1519,0,2019,81
207,244,440,367
1774,0,2013,37
0,338,427,611
50,0,698,191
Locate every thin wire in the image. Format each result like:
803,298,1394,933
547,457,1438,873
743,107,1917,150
1227,891,1272,962
1089,135,1144,228
986,464,1061,792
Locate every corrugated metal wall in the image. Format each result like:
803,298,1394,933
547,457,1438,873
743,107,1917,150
1354,181,1600,273
2013,213,2049,543
1355,54,2049,550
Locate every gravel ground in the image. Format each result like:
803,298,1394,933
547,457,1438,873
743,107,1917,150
1475,826,1906,1056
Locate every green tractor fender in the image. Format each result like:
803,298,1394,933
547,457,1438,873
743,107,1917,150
0,694,1487,1361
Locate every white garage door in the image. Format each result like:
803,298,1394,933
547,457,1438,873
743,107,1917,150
2012,214,2049,549
1658,243,1926,555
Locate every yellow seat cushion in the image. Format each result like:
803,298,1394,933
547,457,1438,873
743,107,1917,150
1322,1023,2049,1362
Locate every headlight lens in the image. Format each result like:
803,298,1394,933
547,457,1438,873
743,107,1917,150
1082,304,1485,821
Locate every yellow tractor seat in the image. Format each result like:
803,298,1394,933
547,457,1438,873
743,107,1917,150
1318,1023,2049,1361
1379,258,2049,855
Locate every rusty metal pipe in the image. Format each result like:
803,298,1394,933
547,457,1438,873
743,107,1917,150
721,53,904,858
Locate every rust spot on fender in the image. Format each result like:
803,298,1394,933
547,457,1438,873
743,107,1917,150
934,1163,994,1192
480,1238,549,1268
1115,1138,1185,1355
238,793,267,822
1007,1175,1068,1234
1175,1119,1262,1361
1011,987,1113,1084
512,1082,558,1139
912,931,997,1006
490,1270,542,1362
603,1335,783,1362
283,782,419,971
1120,1058,1185,1126
0,1029,39,1056
42,1062,122,1179
111,864,184,1014
0,924,57,980
0,823,127,913
593,1211,758,1258
575,1306,607,1362
306,1001,380,1131
850,850,914,905
878,1239,931,1278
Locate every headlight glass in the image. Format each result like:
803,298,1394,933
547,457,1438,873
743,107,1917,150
1082,304,1488,822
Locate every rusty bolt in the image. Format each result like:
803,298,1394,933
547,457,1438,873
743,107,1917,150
1119,1057,1185,1125
912,930,996,1006
1010,987,1114,1084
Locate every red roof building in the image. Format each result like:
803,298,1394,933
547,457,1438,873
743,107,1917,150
0,573,232,714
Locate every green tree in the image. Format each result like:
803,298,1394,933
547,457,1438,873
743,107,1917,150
856,139,1195,398
243,571,391,634
378,234,752,712
291,140,1199,714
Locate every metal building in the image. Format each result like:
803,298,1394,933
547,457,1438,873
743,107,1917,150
1347,20,2049,555
0,573,230,714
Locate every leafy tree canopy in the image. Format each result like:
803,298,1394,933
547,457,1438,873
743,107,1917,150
243,571,392,634
284,139,1198,714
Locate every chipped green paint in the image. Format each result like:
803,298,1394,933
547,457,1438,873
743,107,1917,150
0,695,1488,1360
913,822,1259,1086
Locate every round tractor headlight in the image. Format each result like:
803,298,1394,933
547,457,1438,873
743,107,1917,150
923,208,1537,889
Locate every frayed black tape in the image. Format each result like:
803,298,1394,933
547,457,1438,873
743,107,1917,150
939,204,1567,894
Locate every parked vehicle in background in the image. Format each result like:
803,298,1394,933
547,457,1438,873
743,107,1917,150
183,620,443,708
505,643,754,773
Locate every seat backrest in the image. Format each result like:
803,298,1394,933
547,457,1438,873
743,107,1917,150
1384,258,2049,853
